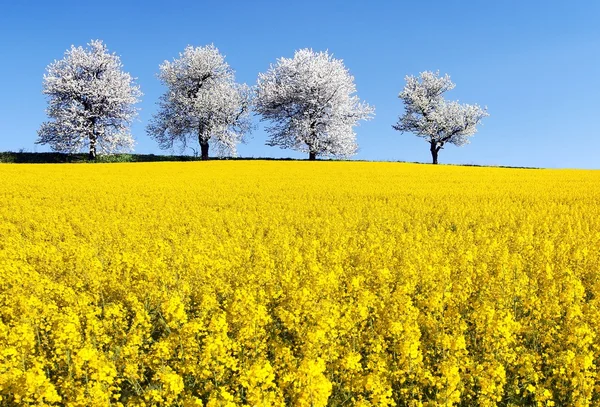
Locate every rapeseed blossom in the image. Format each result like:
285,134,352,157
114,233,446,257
1,161,599,406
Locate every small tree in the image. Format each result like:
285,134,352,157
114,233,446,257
147,45,252,160
255,49,374,160
38,40,142,160
393,71,488,164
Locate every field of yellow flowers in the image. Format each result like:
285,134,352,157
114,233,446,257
1,161,600,407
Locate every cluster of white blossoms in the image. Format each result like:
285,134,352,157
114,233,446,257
254,49,375,159
38,40,142,159
37,41,487,162
147,45,252,159
393,71,489,163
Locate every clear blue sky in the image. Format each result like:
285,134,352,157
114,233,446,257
1,0,598,168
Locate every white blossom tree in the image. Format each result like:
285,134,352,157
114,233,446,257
147,45,252,160
254,49,374,160
393,71,489,164
38,40,142,160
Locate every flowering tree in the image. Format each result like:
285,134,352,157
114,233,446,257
393,71,489,164
254,49,374,160
38,40,142,160
147,45,252,160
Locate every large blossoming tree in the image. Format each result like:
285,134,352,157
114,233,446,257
254,49,374,160
147,45,252,160
393,71,489,164
38,40,142,160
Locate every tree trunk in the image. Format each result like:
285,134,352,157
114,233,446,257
430,141,439,165
200,142,209,161
198,125,210,161
89,136,97,160
309,151,316,161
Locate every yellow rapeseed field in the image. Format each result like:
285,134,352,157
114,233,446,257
1,161,600,407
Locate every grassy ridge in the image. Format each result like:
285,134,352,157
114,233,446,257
0,152,315,164
0,152,221,163
0,151,541,169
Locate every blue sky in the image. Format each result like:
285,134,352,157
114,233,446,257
1,0,598,168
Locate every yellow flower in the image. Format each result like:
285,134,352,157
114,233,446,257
1,161,599,405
